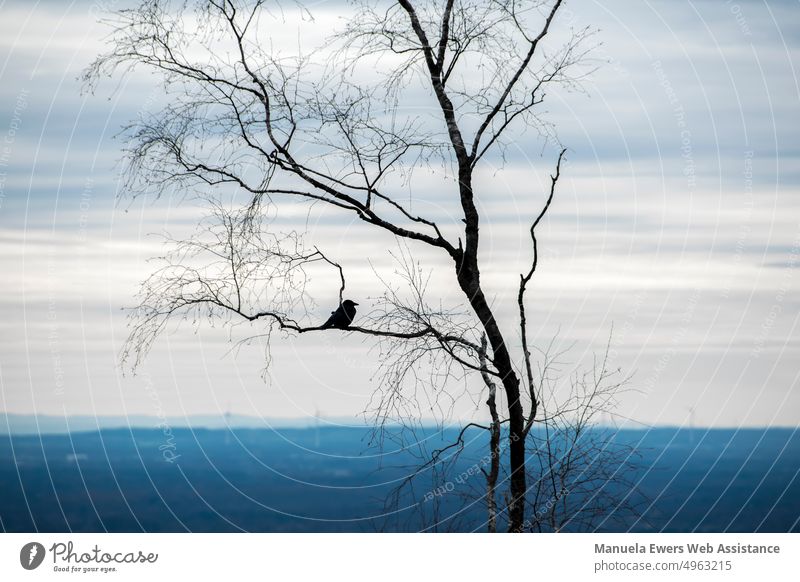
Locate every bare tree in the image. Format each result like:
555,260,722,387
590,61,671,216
374,330,643,533
86,0,601,532
523,336,644,532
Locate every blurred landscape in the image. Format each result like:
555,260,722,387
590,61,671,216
1,418,798,533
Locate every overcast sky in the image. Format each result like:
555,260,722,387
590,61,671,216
0,0,798,429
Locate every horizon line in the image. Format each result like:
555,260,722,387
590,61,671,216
2,412,798,435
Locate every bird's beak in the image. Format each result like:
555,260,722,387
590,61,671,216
354,302,359,305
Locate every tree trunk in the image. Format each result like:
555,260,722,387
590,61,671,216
466,288,527,532
454,165,527,532
455,261,526,531
479,335,501,533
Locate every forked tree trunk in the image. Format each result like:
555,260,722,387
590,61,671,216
467,289,527,532
455,168,527,532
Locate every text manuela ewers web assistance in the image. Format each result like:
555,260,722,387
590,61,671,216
595,542,780,555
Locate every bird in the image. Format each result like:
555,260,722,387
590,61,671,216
320,299,359,329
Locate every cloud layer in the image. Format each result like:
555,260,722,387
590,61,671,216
1,0,798,428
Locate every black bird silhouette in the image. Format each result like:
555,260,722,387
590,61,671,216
321,299,359,329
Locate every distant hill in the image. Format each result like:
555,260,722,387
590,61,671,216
0,413,357,434
1,425,797,532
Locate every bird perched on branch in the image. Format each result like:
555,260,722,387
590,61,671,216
321,299,359,329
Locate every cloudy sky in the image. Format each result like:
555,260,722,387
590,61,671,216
0,0,798,429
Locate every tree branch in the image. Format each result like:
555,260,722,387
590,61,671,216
521,148,566,435
470,0,563,161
